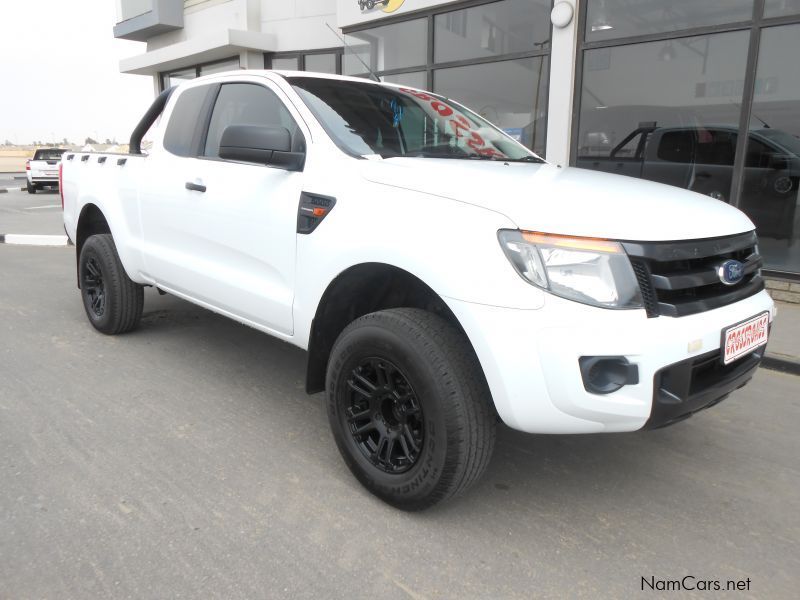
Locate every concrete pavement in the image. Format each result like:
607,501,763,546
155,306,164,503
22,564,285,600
1,244,798,599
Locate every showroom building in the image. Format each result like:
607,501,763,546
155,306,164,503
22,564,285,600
115,0,800,281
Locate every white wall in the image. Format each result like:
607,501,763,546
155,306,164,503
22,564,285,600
261,0,341,51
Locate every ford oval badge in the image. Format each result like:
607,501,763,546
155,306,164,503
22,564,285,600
718,259,744,285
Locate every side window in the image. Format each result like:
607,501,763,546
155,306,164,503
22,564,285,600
163,86,213,157
656,130,695,163
204,83,303,158
695,129,737,166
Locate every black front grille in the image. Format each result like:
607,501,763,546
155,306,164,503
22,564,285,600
623,232,764,318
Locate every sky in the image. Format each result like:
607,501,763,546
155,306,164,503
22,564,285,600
0,0,153,145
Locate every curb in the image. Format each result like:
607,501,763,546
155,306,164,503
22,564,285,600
0,234,70,246
0,187,26,193
762,354,800,376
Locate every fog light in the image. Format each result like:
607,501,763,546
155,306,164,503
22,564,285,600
579,356,639,394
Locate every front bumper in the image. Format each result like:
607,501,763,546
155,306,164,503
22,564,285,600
446,289,775,434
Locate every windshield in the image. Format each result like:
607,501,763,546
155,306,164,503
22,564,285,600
33,149,67,161
289,77,542,162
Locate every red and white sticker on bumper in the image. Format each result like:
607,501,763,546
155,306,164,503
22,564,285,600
722,312,769,365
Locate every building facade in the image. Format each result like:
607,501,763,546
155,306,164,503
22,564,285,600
115,0,800,280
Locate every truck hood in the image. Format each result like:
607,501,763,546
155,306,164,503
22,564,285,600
360,158,755,241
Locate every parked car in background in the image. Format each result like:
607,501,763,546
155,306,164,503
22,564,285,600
26,148,67,194
577,124,800,242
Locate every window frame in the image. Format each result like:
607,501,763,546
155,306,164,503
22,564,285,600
341,0,553,92
267,47,345,75
201,81,306,161
159,56,241,91
571,0,800,279
341,0,553,156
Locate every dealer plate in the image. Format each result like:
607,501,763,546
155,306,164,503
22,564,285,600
722,312,769,365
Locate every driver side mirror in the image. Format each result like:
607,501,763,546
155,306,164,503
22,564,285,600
219,125,305,171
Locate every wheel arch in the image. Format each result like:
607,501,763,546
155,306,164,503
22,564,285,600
75,203,111,288
304,262,489,400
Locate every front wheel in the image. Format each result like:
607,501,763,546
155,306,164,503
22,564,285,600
326,308,496,510
79,234,144,334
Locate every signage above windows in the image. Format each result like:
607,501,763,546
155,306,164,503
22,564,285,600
337,0,449,28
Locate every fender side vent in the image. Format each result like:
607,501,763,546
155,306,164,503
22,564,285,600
297,192,336,234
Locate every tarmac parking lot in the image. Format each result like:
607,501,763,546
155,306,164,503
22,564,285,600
1,188,799,598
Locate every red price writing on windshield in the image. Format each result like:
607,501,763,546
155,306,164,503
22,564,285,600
398,88,503,158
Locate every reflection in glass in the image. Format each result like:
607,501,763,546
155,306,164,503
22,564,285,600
382,71,427,89
434,57,549,156
764,0,800,18
271,57,299,71
163,67,196,89
434,0,550,63
739,24,800,271
576,31,750,203
305,54,337,74
585,0,754,42
344,19,427,76
200,59,240,76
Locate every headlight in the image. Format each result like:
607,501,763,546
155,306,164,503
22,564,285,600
498,230,644,309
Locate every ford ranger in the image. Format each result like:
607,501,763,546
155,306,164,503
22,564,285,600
61,71,775,510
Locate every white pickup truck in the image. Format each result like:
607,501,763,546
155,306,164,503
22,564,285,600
27,147,67,193
62,71,774,510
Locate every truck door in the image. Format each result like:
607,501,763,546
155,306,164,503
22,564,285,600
138,79,308,336
640,129,696,190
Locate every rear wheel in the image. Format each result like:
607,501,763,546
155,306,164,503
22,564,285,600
79,234,144,334
26,181,36,194
326,308,496,510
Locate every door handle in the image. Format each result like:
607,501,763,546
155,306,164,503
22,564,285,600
185,181,206,192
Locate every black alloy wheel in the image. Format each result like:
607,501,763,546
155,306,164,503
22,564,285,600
327,308,496,510
81,256,106,318
78,234,144,335
344,357,424,474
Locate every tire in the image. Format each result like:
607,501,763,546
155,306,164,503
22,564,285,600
326,308,496,510
78,234,144,335
27,181,36,194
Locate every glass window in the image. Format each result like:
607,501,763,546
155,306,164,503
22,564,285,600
739,24,800,271
163,85,212,157
382,71,427,89
204,83,301,158
343,19,427,76
764,0,800,18
585,0,754,42
290,76,541,162
434,57,549,156
271,56,299,71
163,67,196,89
576,30,750,202
434,0,550,63
305,53,337,74
200,58,240,75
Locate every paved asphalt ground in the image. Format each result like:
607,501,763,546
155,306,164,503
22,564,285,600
1,194,799,598
0,186,64,236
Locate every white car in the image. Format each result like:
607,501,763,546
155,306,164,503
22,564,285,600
61,71,774,510
27,148,67,193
